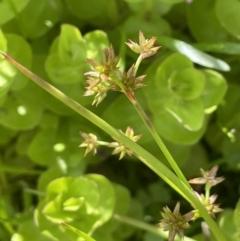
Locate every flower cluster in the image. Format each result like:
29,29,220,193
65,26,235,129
79,127,141,160
159,166,224,240
84,32,160,105
126,31,161,59
79,132,99,156
108,126,142,160
188,166,224,221
158,202,193,241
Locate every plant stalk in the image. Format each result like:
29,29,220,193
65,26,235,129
1,52,227,241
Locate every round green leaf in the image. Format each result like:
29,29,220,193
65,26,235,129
158,0,184,3
0,0,30,25
144,54,207,144
65,0,107,20
186,0,229,42
0,86,43,130
218,210,237,241
36,176,114,240
18,0,63,39
5,34,32,91
0,124,16,145
85,174,115,229
45,53,87,84
168,68,205,100
58,24,85,63
27,128,58,166
215,0,240,39
11,219,54,241
201,70,227,113
165,96,205,131
0,60,16,97
0,29,7,52
84,30,109,61
123,14,172,41
152,103,207,144
217,84,240,127
126,0,173,16
155,53,193,95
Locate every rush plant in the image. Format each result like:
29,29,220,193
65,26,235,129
1,31,228,241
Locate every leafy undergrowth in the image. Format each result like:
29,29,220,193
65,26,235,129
0,0,240,241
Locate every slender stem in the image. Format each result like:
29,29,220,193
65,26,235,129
134,100,191,189
1,52,227,241
134,55,143,76
24,188,46,197
97,141,110,146
205,184,211,200
111,72,191,189
113,214,198,241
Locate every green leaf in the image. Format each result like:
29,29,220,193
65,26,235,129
86,174,115,229
0,85,43,130
5,34,32,91
157,35,230,71
65,0,108,20
215,0,240,39
233,200,240,229
201,70,227,113
63,197,85,212
155,54,205,130
18,0,63,39
195,42,240,55
84,30,109,60
45,53,87,84
123,14,172,41
0,0,30,25
58,24,85,63
0,29,7,52
11,219,54,241
0,125,16,145
125,0,172,16
0,60,16,97
104,183,131,232
158,0,184,3
168,68,205,100
218,209,237,241
165,97,205,131
217,84,240,127
27,128,58,166
45,24,88,84
186,0,229,42
144,54,207,144
36,175,115,240
0,32,30,96
61,223,96,241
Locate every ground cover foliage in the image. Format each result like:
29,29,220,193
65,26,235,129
0,0,240,241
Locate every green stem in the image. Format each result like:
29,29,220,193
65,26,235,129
113,214,198,241
134,55,143,76
111,71,191,189
97,141,110,146
133,99,191,189
1,52,227,241
205,184,211,200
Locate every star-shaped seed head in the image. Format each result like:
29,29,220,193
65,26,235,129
126,31,161,59
158,202,194,241
79,132,99,156
188,166,225,187
108,127,142,160
192,192,223,220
